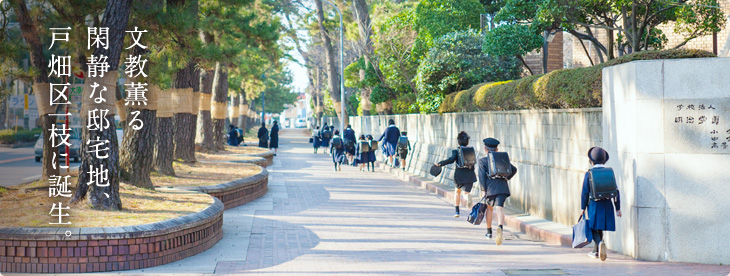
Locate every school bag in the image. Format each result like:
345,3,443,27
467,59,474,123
332,137,343,149
359,141,371,152
588,167,618,201
487,151,512,178
369,140,378,151
397,136,409,150
345,139,355,150
456,146,477,169
322,130,332,139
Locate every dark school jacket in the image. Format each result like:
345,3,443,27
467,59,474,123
581,165,621,231
437,148,477,185
378,125,400,145
477,156,517,197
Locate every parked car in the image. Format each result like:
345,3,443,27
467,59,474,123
295,118,307,128
34,128,81,162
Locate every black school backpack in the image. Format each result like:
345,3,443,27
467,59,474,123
588,167,618,201
322,130,332,139
359,140,371,152
397,136,409,150
487,151,512,178
332,137,343,149
456,146,477,169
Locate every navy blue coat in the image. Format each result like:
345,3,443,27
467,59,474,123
581,167,621,231
355,140,370,163
378,125,400,156
257,127,268,148
227,128,239,146
477,156,517,197
330,135,346,164
269,125,279,148
437,148,478,185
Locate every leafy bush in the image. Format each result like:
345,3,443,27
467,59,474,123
392,93,419,114
417,30,522,113
413,0,484,59
439,49,716,113
0,128,42,144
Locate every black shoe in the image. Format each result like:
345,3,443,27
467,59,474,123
485,232,493,239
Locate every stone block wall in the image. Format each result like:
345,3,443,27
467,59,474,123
602,57,730,265
326,108,602,227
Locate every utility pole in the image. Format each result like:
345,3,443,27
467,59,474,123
321,0,345,132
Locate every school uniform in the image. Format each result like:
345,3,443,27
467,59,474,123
378,124,400,157
581,164,621,231
344,128,357,155
437,147,478,192
320,128,331,148
269,124,279,149
477,155,517,206
227,128,239,146
367,140,377,164
330,135,346,164
257,127,268,148
397,137,411,158
313,130,322,148
356,139,370,163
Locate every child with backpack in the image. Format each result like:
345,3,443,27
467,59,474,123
312,126,322,154
356,134,371,171
320,123,332,152
581,147,621,261
396,131,411,171
330,130,346,171
367,135,378,172
434,131,478,218
477,138,517,245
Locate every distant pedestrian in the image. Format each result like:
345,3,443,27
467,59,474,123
356,134,370,171
330,130,346,171
257,123,269,148
320,122,332,150
235,126,244,145
581,147,621,261
313,126,322,154
227,125,239,146
344,124,357,164
478,138,517,246
378,119,401,166
435,131,477,218
396,131,411,171
366,135,377,172
269,121,279,156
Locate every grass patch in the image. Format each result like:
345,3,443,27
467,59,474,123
151,162,262,187
0,174,213,228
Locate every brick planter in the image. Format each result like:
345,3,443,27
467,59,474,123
180,166,269,210
0,198,224,274
236,151,274,167
200,156,268,167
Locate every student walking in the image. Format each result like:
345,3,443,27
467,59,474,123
435,131,478,218
330,130,346,171
396,131,411,171
356,134,370,171
269,121,280,156
257,123,269,148
227,125,239,146
367,134,377,172
312,126,322,154
378,119,401,167
320,123,332,151
344,124,357,164
581,147,621,261
477,138,517,246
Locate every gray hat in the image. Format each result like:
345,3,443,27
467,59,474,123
483,138,500,148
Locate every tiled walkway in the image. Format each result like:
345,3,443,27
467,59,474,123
57,129,730,276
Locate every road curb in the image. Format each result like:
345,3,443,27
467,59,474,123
378,162,572,247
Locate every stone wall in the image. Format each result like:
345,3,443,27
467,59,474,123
602,57,730,265
325,108,603,227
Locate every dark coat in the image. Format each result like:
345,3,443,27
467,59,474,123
368,140,377,162
581,167,621,231
313,130,321,148
257,127,268,148
227,128,239,146
378,125,400,156
330,136,346,163
477,156,517,197
320,127,331,147
344,128,357,155
269,125,279,148
437,148,478,185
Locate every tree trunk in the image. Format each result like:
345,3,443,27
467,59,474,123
231,94,239,126
197,68,215,151
315,0,347,126
211,64,228,151
173,62,198,163
238,91,248,130
155,116,175,176
119,107,157,189
71,0,133,211
11,0,59,180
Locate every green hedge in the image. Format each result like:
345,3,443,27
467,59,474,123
439,49,716,113
0,128,42,144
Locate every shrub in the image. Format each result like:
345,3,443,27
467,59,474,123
439,49,715,113
0,128,42,144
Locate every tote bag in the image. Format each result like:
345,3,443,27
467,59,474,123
572,214,593,248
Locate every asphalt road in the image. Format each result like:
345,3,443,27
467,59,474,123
0,146,79,187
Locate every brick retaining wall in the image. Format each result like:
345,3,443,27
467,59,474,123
185,167,269,210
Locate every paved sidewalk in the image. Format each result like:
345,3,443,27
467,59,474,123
40,129,730,276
